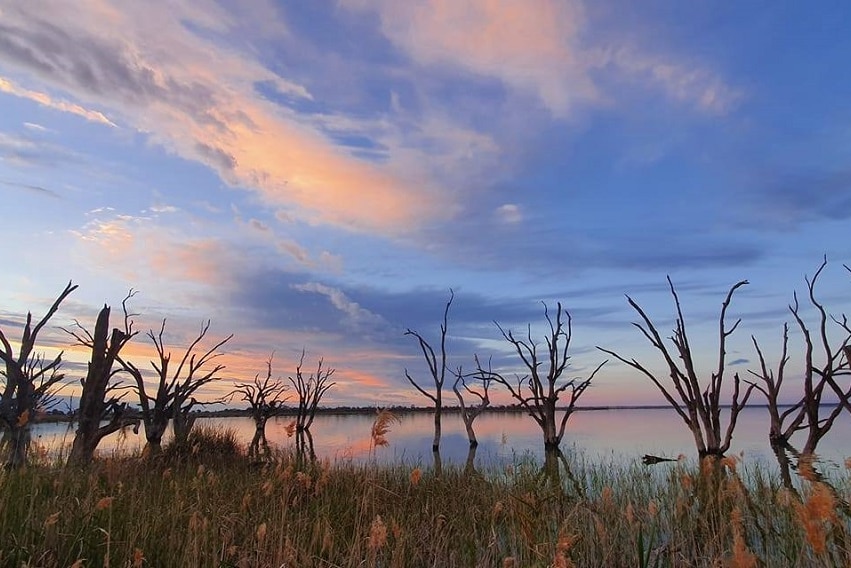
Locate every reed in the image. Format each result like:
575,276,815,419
0,445,848,567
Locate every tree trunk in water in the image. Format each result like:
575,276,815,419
296,429,315,462
771,443,797,493
143,420,168,457
173,413,197,446
462,416,478,446
542,448,561,486
464,444,477,474
249,419,269,460
3,425,30,469
69,425,102,466
432,394,442,452
542,400,559,450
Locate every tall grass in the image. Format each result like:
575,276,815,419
1,443,849,567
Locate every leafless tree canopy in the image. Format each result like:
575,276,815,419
0,281,77,468
119,318,231,452
227,353,289,458
289,350,335,433
452,358,491,447
404,289,453,452
599,278,754,459
488,302,606,451
748,259,851,455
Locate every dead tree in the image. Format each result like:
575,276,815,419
289,350,335,433
599,278,754,459
489,302,607,451
404,290,453,452
118,319,231,453
226,353,289,458
749,259,851,455
157,320,230,447
452,358,491,447
65,296,140,466
748,323,806,449
0,281,76,468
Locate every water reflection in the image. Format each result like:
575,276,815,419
28,407,850,470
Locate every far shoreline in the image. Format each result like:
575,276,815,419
31,403,795,424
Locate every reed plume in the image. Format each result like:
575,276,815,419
370,409,400,450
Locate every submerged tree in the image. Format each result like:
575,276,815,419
119,319,232,454
489,302,606,452
65,296,140,466
404,290,453,452
226,353,289,459
748,259,851,456
452,357,491,447
289,350,336,434
0,281,77,468
599,278,754,459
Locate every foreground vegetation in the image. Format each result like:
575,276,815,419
1,427,849,567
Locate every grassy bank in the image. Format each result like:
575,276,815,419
1,429,849,567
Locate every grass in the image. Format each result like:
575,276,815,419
1,429,850,567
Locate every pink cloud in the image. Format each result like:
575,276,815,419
344,0,594,116
0,1,450,236
344,0,741,117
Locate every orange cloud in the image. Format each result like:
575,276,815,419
344,0,740,116
345,0,593,116
0,76,116,126
0,1,453,236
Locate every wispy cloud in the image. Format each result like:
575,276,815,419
0,1,453,236
344,0,741,117
0,76,116,126
291,282,385,328
0,178,60,198
343,0,594,117
589,47,743,114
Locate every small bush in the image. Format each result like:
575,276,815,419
162,424,244,465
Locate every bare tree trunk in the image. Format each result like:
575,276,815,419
599,279,753,459
142,418,169,457
67,304,138,466
248,419,270,460
3,426,30,469
432,392,441,452
489,303,605,452
295,428,315,462
289,352,335,434
172,410,197,446
771,443,797,493
1,281,76,468
464,444,478,474
453,366,490,447
405,290,453,453
748,260,851,457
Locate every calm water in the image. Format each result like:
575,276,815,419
30,407,851,471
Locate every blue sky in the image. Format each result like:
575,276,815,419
1,0,849,407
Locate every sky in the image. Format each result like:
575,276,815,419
1,0,850,409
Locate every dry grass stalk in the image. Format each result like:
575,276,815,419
370,409,399,449
795,482,838,555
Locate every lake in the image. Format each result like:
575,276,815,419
30,407,851,472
